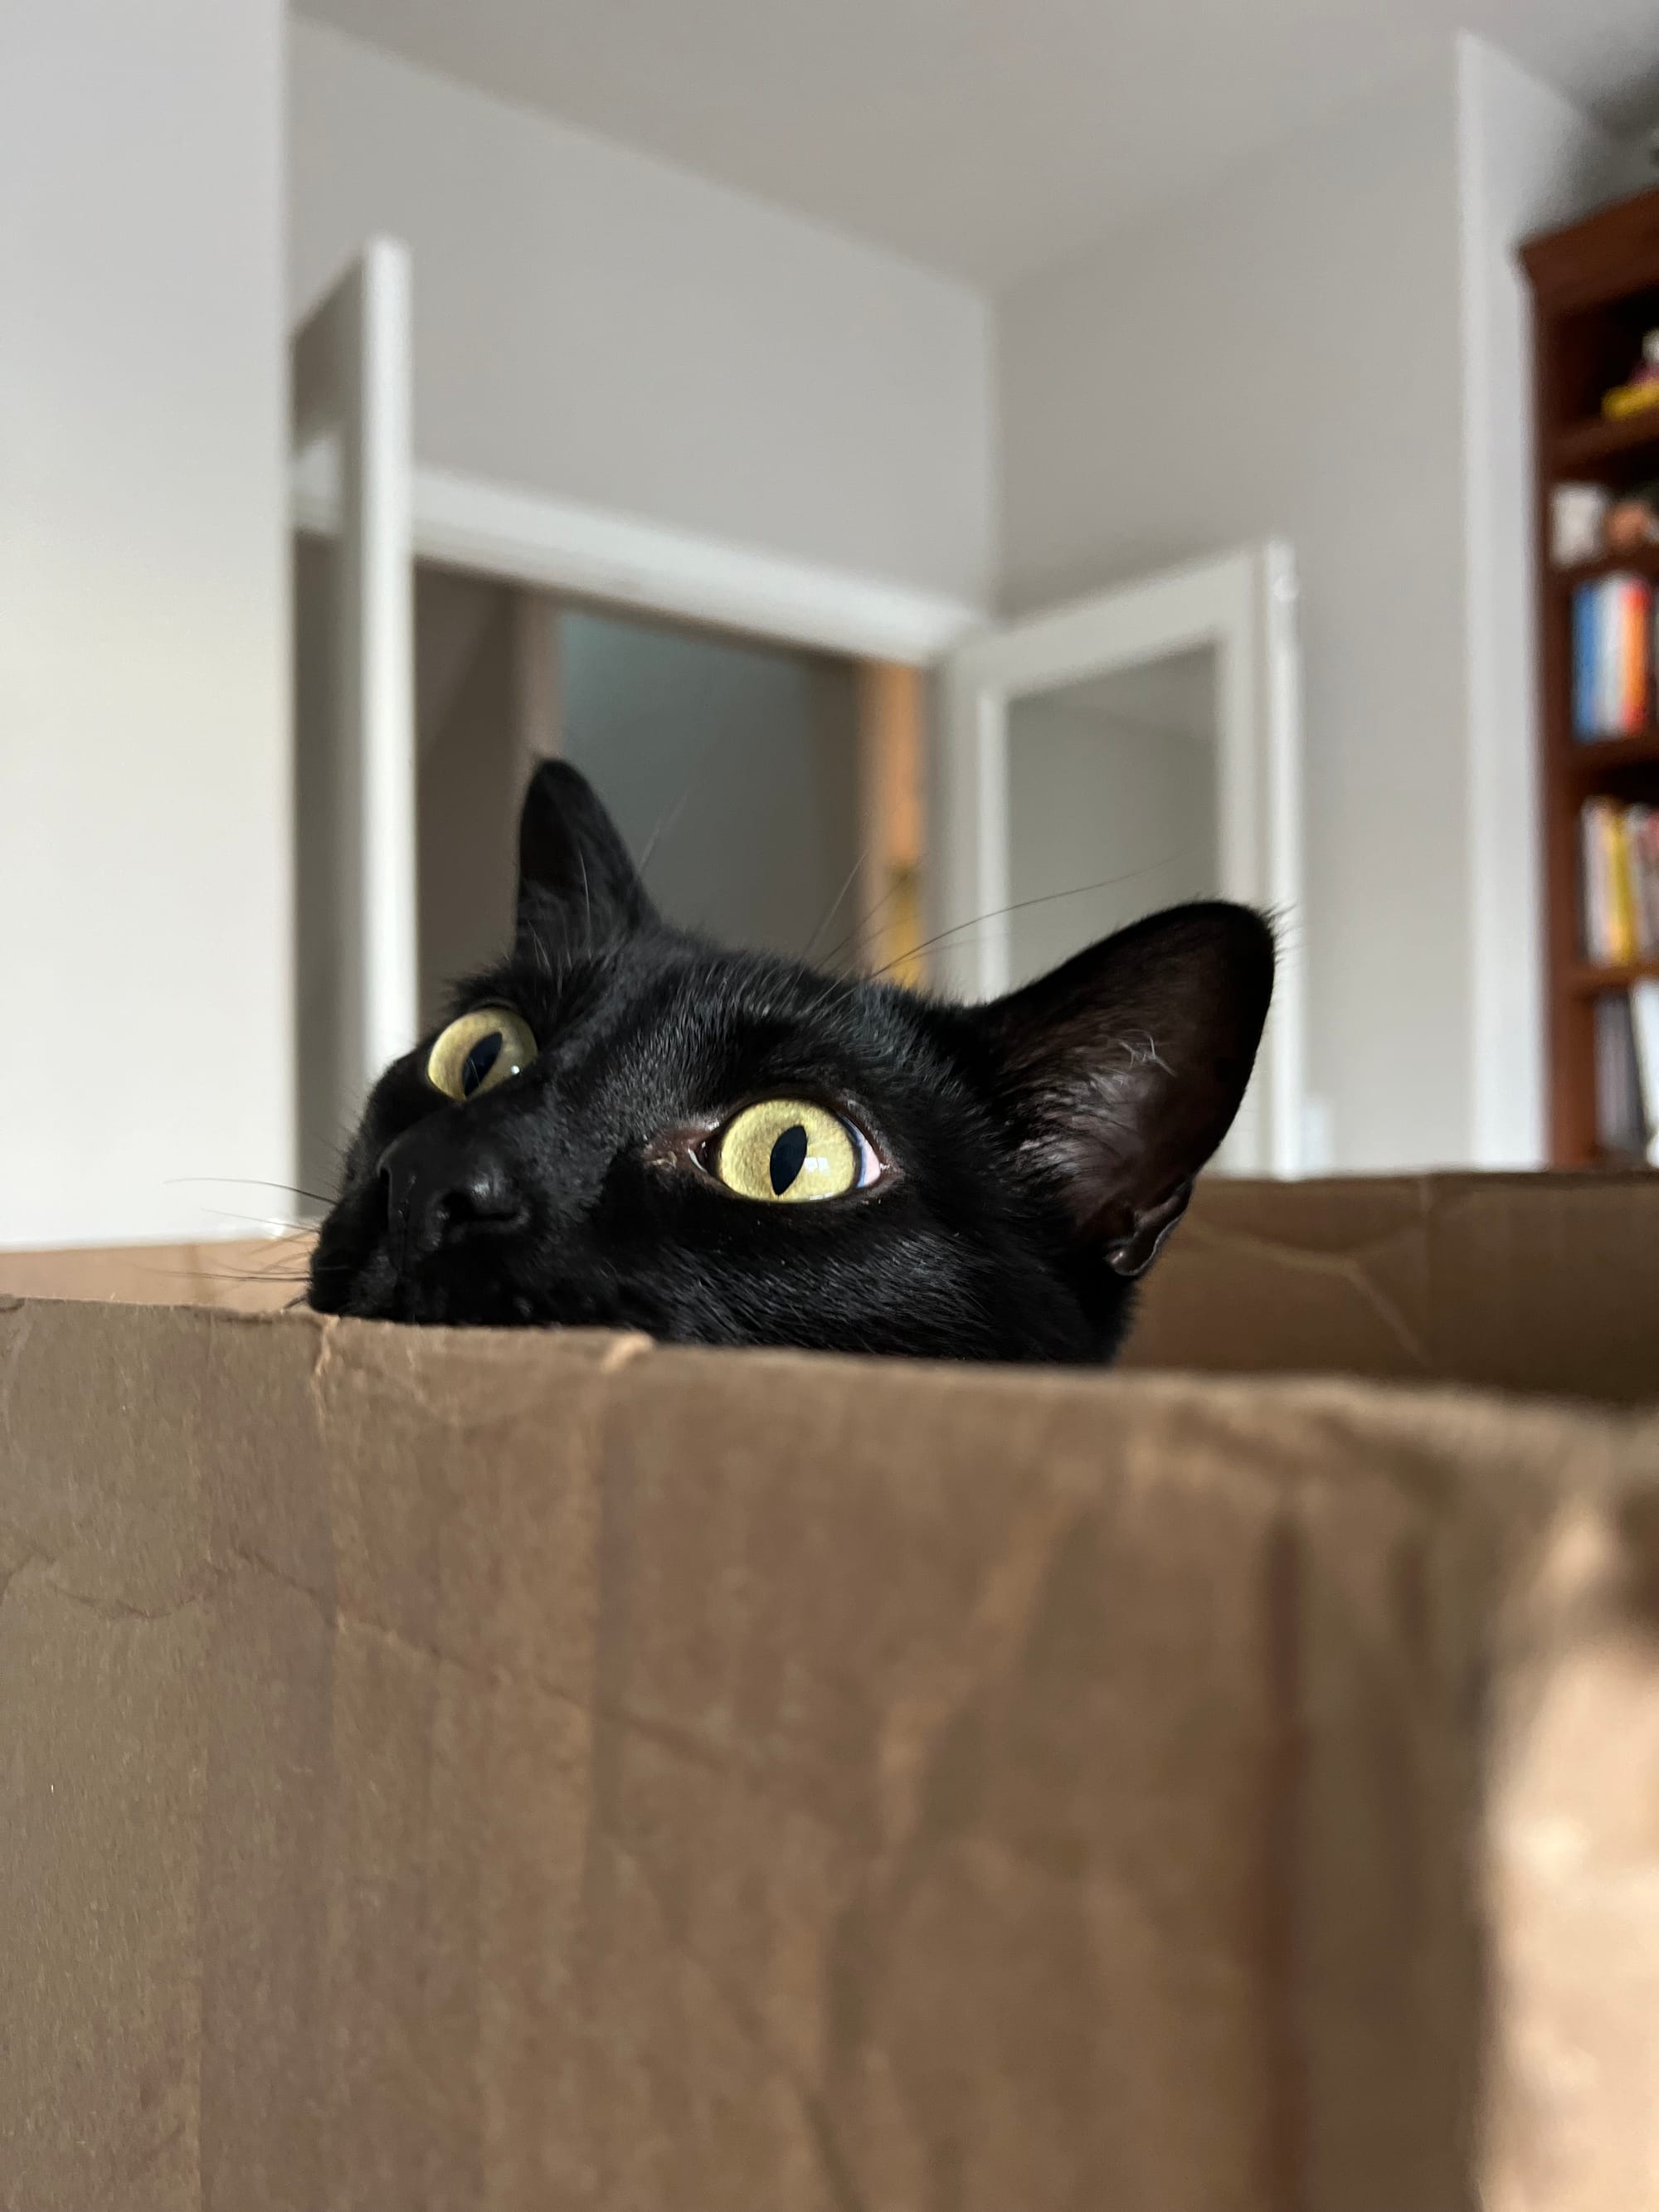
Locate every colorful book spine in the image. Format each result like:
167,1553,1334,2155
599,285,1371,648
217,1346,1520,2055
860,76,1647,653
1571,575,1654,738
1573,585,1598,738
1583,799,1608,960
1599,583,1619,734
1608,805,1639,965
1594,992,1645,1155
1581,799,1659,965
1635,806,1659,956
1627,581,1648,731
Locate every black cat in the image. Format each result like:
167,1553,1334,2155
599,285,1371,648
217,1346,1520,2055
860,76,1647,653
309,761,1272,1362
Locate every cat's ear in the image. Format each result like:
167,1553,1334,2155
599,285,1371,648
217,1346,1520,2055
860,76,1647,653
979,902,1274,1276
516,759,655,950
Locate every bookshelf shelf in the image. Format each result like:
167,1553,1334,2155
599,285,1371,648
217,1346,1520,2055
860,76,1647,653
1552,548,1659,586
1523,187,1659,1169
1565,732,1659,772
1554,408,1659,469
1569,960,1659,996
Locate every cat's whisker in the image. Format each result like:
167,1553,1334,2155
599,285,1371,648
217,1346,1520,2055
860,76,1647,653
637,781,697,881
163,1185,320,1236
819,869,912,975
803,842,875,965
204,1271,314,1289
166,1175,336,1208
187,1208,315,1236
631,700,751,890
868,853,1192,984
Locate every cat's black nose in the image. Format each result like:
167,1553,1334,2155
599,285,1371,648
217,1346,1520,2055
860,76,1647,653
377,1129,525,1260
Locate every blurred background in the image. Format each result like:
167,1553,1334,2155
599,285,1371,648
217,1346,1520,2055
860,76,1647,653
5,0,1659,1248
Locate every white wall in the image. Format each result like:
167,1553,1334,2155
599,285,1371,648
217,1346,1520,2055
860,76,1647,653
1456,35,1643,1166
288,20,994,606
0,0,292,1245
998,58,1473,1170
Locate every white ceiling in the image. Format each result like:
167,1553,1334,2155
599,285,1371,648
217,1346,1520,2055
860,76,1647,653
296,0,1659,287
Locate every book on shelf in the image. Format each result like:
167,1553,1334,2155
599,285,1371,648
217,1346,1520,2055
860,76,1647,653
1601,979,1659,1166
1580,798,1659,966
1552,481,1610,565
1634,981,1659,1167
1570,572,1653,739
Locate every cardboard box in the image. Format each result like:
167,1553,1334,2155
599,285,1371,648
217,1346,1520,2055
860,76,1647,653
0,1233,305,1311
1122,1169,1659,1404
7,1171,1655,1402
2,1174,1657,2210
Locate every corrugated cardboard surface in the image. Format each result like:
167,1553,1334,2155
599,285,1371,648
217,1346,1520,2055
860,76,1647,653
6,1173,1654,1402
1482,1487,1659,2212
5,1295,1657,2210
1122,1172,1659,1403
0,1236,304,1310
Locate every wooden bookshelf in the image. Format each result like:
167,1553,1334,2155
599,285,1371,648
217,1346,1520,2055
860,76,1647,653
1564,731,1659,772
1569,959,1659,995
1552,551,1659,587
1522,187,1659,1166
1553,408,1659,470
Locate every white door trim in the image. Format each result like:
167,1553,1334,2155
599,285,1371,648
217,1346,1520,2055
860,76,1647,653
294,452,984,667
289,238,417,1117
937,542,1306,1176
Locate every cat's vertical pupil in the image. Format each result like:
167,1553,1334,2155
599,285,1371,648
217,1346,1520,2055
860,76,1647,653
769,1123,810,1195
460,1031,504,1098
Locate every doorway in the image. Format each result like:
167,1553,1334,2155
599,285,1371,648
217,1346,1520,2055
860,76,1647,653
559,606,860,970
937,544,1304,1174
296,551,928,1203
408,578,907,1022
1006,648,1219,988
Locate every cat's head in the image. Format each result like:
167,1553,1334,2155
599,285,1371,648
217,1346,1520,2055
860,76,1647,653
309,761,1272,1362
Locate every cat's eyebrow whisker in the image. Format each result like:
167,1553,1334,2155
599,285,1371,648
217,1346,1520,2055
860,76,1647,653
818,869,915,975
637,781,697,881
867,855,1187,984
803,842,875,965
634,703,746,887
577,850,593,956
823,844,946,969
523,924,555,988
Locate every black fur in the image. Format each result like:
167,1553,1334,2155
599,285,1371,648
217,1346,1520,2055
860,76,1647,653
309,761,1272,1361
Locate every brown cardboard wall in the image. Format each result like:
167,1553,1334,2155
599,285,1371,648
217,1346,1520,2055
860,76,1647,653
0,1236,305,1310
1482,1488,1659,2212
1122,1173,1659,1402
5,1172,1654,1400
6,1296,1657,2210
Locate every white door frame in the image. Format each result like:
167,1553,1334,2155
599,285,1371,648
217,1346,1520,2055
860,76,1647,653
936,542,1305,1176
294,453,982,669
290,238,417,1103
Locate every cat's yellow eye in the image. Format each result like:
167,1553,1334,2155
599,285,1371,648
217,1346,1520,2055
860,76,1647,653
426,1008,538,1101
713,1098,875,1203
